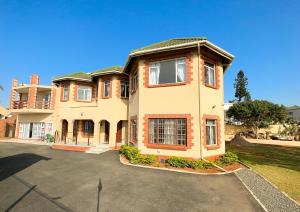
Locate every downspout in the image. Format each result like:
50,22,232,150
197,42,203,159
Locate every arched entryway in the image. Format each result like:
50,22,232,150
61,119,68,143
116,120,128,148
99,120,110,144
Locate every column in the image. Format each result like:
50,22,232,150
67,119,74,143
109,121,117,148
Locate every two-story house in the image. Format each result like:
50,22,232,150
10,37,234,159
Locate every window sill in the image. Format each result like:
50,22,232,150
204,84,218,89
101,96,111,99
205,145,220,150
75,100,93,102
147,82,187,88
145,143,188,151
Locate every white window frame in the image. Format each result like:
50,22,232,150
204,62,216,86
77,85,92,101
62,85,69,101
149,57,186,85
206,119,217,145
104,80,110,97
120,81,129,98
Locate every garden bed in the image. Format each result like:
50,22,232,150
120,145,244,174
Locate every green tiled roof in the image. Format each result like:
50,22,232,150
130,37,207,54
287,105,300,110
53,72,92,82
91,65,123,75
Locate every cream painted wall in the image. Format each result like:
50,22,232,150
128,49,226,159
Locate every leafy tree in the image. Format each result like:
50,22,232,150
227,100,288,137
234,70,251,101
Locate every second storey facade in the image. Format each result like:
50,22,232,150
10,37,234,159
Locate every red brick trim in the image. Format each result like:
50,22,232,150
30,74,39,85
143,53,193,88
202,114,221,150
101,78,112,99
143,114,194,151
28,86,37,109
60,83,70,102
130,115,138,144
51,144,90,152
201,56,220,89
50,88,56,109
74,82,96,102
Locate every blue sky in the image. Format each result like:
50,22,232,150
0,0,299,107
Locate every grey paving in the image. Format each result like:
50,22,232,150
236,169,300,212
0,142,263,212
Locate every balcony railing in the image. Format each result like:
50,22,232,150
12,100,51,109
13,100,28,109
36,100,51,109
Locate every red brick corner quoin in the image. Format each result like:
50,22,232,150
143,114,194,150
202,114,221,150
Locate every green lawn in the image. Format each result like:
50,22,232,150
226,142,300,203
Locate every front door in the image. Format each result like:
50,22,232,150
116,121,122,144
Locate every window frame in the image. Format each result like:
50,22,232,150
148,57,187,86
205,119,217,146
120,80,129,98
204,61,216,87
77,85,92,102
130,118,137,143
61,84,69,102
202,115,221,150
130,71,138,94
149,118,187,146
101,78,112,99
104,80,110,98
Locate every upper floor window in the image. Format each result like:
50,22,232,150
62,84,69,101
206,119,217,145
149,58,186,85
131,119,137,142
104,80,110,97
77,85,92,101
120,81,129,98
131,71,138,93
204,62,215,87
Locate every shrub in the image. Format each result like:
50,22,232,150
216,151,239,165
120,145,156,165
189,160,205,169
132,154,157,165
120,145,140,161
166,157,190,168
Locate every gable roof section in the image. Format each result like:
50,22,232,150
91,66,124,76
130,37,207,54
53,72,92,82
125,37,235,73
287,105,300,110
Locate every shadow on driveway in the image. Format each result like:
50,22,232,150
0,153,51,181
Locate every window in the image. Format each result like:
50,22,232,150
77,85,92,101
204,62,215,86
83,120,94,136
149,119,186,145
149,58,186,85
131,120,137,142
206,120,217,145
62,84,69,101
104,80,110,97
120,81,129,98
131,71,138,93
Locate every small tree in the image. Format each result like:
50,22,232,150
234,70,251,101
227,100,288,138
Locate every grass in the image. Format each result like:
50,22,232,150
226,142,300,203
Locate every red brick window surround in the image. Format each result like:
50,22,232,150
101,78,112,99
201,56,220,89
143,114,194,151
202,115,221,150
130,115,138,144
143,54,193,88
60,83,69,102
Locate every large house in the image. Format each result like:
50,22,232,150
9,37,234,159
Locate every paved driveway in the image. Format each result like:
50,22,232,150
0,142,263,212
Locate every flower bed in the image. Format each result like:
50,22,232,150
120,145,244,173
